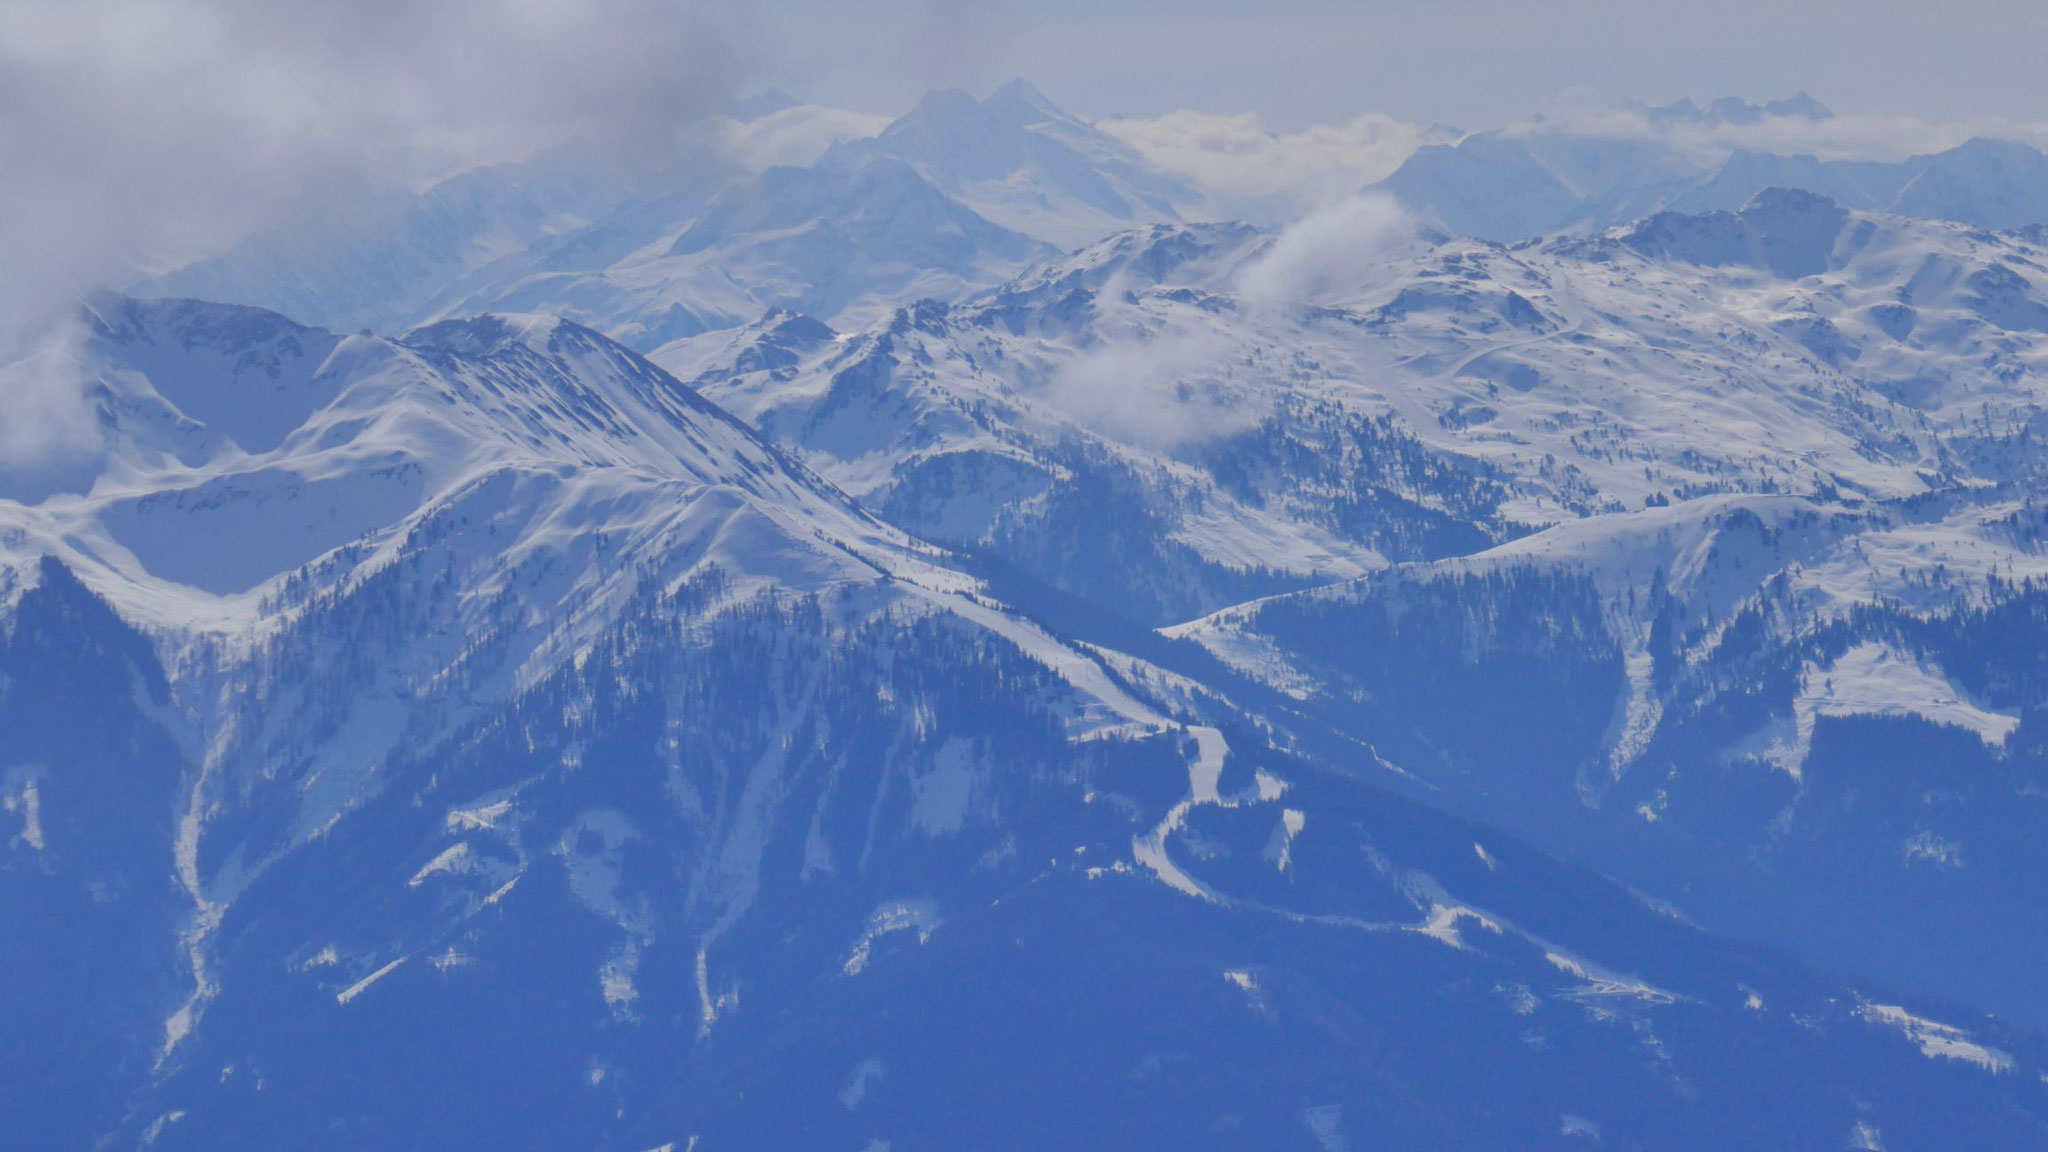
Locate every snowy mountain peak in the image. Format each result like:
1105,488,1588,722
1766,90,1835,120
981,77,1072,127
8,295,913,616
884,80,1087,147
399,311,575,358
860,81,1195,249
1632,92,1836,128
1619,187,1849,278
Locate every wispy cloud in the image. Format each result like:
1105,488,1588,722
0,0,768,486
1235,194,1417,313
0,322,102,498
0,0,762,327
1042,272,1264,451
1039,195,1417,450
715,105,893,172
1100,111,1446,220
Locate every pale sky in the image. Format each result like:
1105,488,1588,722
758,0,2048,129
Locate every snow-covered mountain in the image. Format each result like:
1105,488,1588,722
645,193,2048,1040
139,143,699,338
10,293,2048,1147
657,191,2048,615
850,78,1196,250
22,74,2048,1147
1375,95,2048,241
132,83,1194,354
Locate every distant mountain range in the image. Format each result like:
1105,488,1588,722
1375,94,2048,240
139,86,2048,347
139,82,1197,350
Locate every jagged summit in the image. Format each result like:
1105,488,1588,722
5,294,915,613
882,79,1086,146
1629,92,1836,127
1619,186,1851,277
981,77,1070,126
1765,90,1835,120
855,79,1196,248
1373,94,2048,243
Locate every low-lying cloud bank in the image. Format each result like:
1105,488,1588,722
0,0,763,330
1100,112,1449,220
1099,96,2048,223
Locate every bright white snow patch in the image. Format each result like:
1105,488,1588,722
839,1057,884,1111
1857,1002,2013,1073
1903,831,1965,870
842,901,939,977
336,956,408,1005
139,1109,187,1147
1560,1114,1603,1141
1543,950,1679,1005
1412,903,1501,950
1740,641,2022,778
1801,642,2017,748
1162,621,1326,701
2,772,44,853
554,809,649,1018
1132,727,1233,901
1302,1104,1347,1152
1223,968,1274,1017
1263,808,1307,872
407,842,473,887
447,798,515,832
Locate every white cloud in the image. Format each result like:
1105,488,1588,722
0,322,103,500
0,0,766,491
1502,93,2048,165
715,105,893,172
1039,195,1417,448
1100,110,1444,220
1042,274,1265,450
1234,194,1417,313
0,0,763,327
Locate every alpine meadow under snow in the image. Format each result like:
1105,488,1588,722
12,43,2048,1150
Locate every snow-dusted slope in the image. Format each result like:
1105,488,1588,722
437,149,1056,350
848,79,1197,250
2,295,912,615
654,195,2048,624
655,222,1525,623
411,82,1195,346
16,295,2043,1147
1169,482,2048,1024
133,83,1198,354
136,145,694,337
631,199,2048,1039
